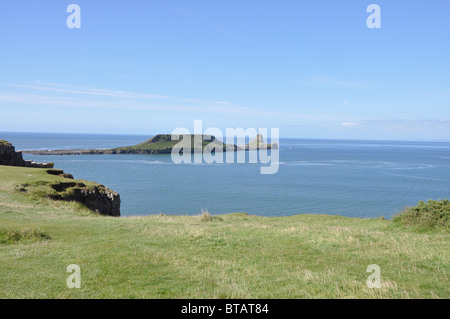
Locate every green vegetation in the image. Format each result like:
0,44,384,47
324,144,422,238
1,227,50,245
0,165,449,298
22,134,236,155
3,166,100,203
393,199,450,230
0,140,11,146
113,134,234,154
23,134,279,155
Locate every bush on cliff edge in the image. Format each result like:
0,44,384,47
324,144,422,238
393,199,450,230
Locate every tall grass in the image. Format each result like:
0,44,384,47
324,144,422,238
200,209,222,222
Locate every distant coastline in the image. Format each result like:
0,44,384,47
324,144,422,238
2,131,449,218
22,133,278,155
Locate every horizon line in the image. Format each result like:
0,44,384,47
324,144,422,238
1,130,450,144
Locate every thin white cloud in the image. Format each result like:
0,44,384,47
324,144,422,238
0,82,169,100
0,82,368,124
212,101,231,105
341,122,360,127
0,89,343,123
340,119,450,131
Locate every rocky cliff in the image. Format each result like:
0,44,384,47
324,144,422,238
16,168,121,217
0,140,54,168
0,141,26,166
48,178,121,217
1,140,120,217
73,186,121,217
244,134,279,150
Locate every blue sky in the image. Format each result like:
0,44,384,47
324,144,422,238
0,0,449,140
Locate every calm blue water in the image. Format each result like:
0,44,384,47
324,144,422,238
1,132,450,218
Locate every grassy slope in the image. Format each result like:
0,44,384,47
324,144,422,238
1,166,103,201
113,134,231,153
0,165,448,299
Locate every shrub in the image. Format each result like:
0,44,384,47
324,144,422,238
393,199,450,229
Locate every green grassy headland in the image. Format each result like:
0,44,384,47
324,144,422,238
0,164,448,298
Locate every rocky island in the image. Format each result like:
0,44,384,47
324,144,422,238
21,134,278,156
0,134,278,217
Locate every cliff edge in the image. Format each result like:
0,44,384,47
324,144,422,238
0,140,54,168
0,140,120,217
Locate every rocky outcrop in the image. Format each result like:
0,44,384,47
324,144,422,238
46,169,74,179
72,186,121,217
24,160,55,168
244,134,279,150
50,183,121,217
17,169,121,217
2,140,120,217
0,141,26,166
0,140,54,168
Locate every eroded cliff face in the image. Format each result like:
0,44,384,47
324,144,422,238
68,185,121,217
2,141,121,217
46,169,121,217
0,141,54,168
0,142,25,166
18,169,122,217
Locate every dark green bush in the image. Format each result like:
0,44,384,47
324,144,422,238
393,199,450,229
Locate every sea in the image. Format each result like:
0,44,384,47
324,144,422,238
1,132,449,219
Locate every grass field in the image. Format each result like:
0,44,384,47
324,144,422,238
0,165,448,298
